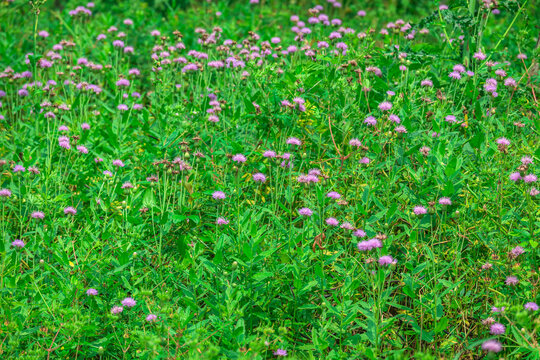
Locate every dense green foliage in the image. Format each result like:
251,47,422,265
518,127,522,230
0,0,539,358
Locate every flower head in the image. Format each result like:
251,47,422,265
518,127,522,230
212,191,226,200
232,154,247,163
481,339,502,353
121,297,137,307
298,207,313,217
86,288,98,296
490,323,505,335
11,239,25,248
64,206,77,215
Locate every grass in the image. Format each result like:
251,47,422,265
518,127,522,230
0,0,539,358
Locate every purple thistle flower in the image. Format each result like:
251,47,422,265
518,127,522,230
473,51,486,60
481,339,502,353
327,191,341,199
117,104,129,111
325,218,339,226
113,159,125,167
349,138,362,147
413,206,427,215
524,302,539,311
232,154,247,163
364,116,377,126
521,156,533,165
509,172,522,182
31,211,45,219
146,314,158,322
286,137,302,146
490,323,505,335
378,101,392,111
212,191,226,200
13,165,25,172
524,174,537,183
64,207,77,215
263,150,276,158
496,137,510,146
510,246,524,258
438,197,452,205
121,297,136,307
378,255,396,266
0,189,12,197
252,173,266,182
86,288,98,296
111,306,124,314
505,276,518,286
448,71,461,80
353,229,367,238
11,239,25,248
274,349,287,356
298,207,313,217
216,217,229,225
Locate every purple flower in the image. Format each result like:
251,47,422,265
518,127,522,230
64,207,77,215
111,306,124,314
364,116,377,126
378,101,392,111
496,137,510,146
357,238,382,251
121,297,136,307
113,159,125,167
349,138,362,147
298,207,313,217
473,51,486,61
146,314,158,322
510,246,524,258
341,222,354,230
521,156,533,165
263,150,276,158
524,302,539,311
252,173,266,182
286,137,302,146
11,239,25,248
327,191,341,199
0,189,12,197
212,191,226,200
505,276,518,286
31,211,45,219
448,71,461,80
216,217,229,225
481,340,502,353
490,323,505,335
232,154,247,163
353,229,366,238
116,78,130,87
509,172,522,182
325,218,339,226
438,197,452,205
524,174,537,183
86,288,98,296
413,206,427,215
13,165,25,172
117,104,129,111
378,255,396,266
273,349,287,356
